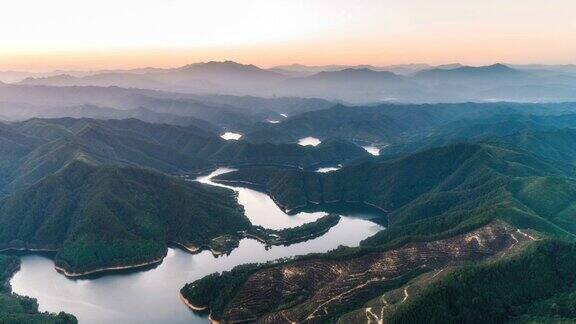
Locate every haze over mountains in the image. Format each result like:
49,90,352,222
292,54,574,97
2,61,576,103
5,56,576,323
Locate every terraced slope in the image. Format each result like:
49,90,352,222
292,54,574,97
181,221,534,323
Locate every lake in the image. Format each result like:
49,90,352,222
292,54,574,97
220,132,243,140
297,137,321,146
10,168,384,324
362,145,380,156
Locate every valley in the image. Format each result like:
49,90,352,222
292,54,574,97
1,69,576,324
9,168,384,323
4,2,576,322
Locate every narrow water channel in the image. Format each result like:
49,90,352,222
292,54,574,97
10,168,384,324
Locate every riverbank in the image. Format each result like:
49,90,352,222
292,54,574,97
211,177,389,217
248,214,341,246
178,292,207,311
179,292,221,324
54,256,165,278
170,241,226,257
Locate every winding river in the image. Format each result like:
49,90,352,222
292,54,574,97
10,168,384,324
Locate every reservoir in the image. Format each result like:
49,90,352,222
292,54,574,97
10,168,384,324
297,137,321,146
220,132,243,140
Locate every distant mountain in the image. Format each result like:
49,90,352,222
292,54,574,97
415,63,530,83
21,72,168,90
187,94,334,116
299,68,403,82
0,103,221,132
21,74,79,86
509,63,576,74
431,63,462,69
18,61,286,95
270,63,433,75
278,68,414,103
8,62,576,102
177,61,282,78
0,117,369,194
0,84,274,130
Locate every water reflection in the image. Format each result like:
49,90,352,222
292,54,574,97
316,166,340,173
197,168,325,229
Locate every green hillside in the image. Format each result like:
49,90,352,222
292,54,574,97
0,118,369,195
215,141,576,242
0,160,250,275
242,102,576,146
385,240,576,323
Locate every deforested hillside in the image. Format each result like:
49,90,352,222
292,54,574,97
181,221,536,323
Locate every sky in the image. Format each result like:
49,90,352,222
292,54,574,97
1,0,575,71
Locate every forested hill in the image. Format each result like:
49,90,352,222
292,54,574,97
208,138,368,169
215,140,576,240
0,160,251,275
241,102,576,146
185,133,576,323
0,117,368,195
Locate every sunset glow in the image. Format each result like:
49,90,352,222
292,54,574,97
1,0,575,71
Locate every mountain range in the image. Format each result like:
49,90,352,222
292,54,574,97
5,61,576,103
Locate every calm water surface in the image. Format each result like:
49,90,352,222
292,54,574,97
297,137,321,147
220,132,242,140
316,166,340,173
362,145,380,156
10,168,384,324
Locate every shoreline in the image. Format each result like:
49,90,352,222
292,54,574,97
170,241,225,257
179,292,220,324
54,256,165,278
178,292,207,311
212,178,389,216
0,247,58,253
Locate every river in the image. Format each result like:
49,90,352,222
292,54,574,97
10,168,384,324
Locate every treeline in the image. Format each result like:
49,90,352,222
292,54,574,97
180,263,263,319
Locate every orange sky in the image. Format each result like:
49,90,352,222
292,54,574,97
1,0,575,71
